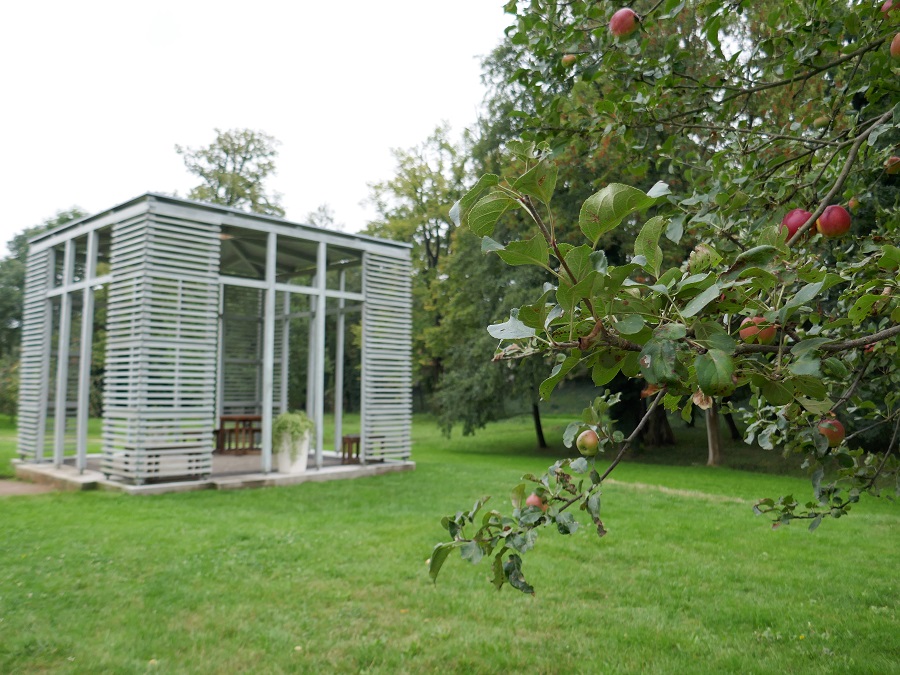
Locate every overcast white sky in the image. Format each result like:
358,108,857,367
0,1,511,251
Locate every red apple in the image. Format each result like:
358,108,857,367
576,429,600,457
848,196,860,212
892,34,900,57
739,317,777,345
887,156,900,175
525,493,548,512
816,205,852,237
781,208,813,239
883,0,897,17
817,418,845,448
609,8,639,37
562,54,576,67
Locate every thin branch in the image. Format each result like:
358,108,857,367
831,355,872,412
788,109,895,245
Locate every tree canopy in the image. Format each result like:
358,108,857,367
176,128,285,216
430,0,900,593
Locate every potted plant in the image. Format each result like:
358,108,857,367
272,411,313,474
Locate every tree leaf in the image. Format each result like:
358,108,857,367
496,235,550,267
487,309,537,339
429,541,463,583
513,160,558,204
540,354,582,400
503,554,535,595
634,216,667,278
467,192,516,237
760,379,794,406
450,173,500,227
681,283,721,318
579,184,660,245
695,349,736,396
790,337,831,358
639,338,678,385
781,281,823,316
615,314,645,335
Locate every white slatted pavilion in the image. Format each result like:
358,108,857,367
16,194,413,485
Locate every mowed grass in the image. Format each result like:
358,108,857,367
1,414,898,674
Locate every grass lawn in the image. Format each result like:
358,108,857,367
0,413,898,673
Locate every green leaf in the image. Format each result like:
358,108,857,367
634,216,667,278
796,396,834,415
513,160,558,204
555,512,580,535
654,323,687,340
487,309,537,340
467,192,516,237
540,354,582,400
503,554,535,595
615,314,645,335
781,281,823,316
688,244,723,274
481,236,504,254
570,457,589,474
788,356,821,378
760,379,794,406
722,246,778,280
563,245,596,283
647,181,671,198
590,250,609,274
791,338,831,358
791,375,827,400
579,184,661,245
496,235,550,267
557,274,596,316
694,321,736,354
695,349,736,396
681,283,721,318
429,541,463,583
450,173,500,227
639,339,678,385
848,294,883,324
460,540,484,565
824,358,848,379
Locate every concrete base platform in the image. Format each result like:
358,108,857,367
13,455,415,495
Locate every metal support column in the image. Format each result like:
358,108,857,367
75,232,98,473
52,240,74,468
306,289,316,419
280,291,290,413
314,242,327,470
261,232,277,474
334,270,346,454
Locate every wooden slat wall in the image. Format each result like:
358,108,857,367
101,212,220,483
361,252,412,462
16,249,52,460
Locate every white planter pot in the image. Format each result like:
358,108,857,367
276,433,310,474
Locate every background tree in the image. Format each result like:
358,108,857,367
364,124,472,404
305,203,344,231
431,0,900,593
176,128,285,216
0,208,86,418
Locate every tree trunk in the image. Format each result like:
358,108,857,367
723,409,741,440
642,404,675,446
532,402,548,449
706,402,722,466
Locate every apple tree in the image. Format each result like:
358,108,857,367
430,0,900,593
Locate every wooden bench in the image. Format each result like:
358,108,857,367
217,415,262,454
341,434,360,464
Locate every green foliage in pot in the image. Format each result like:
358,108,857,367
272,411,314,460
